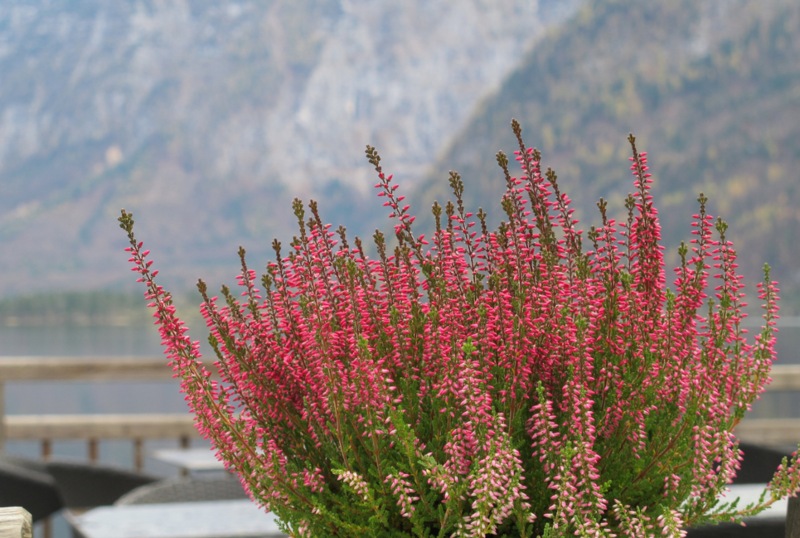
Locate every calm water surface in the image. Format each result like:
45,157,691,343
0,324,164,356
0,324,215,455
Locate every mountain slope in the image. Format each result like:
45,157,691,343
0,0,579,297
414,0,800,310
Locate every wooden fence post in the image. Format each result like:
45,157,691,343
0,382,6,453
0,507,32,538
787,496,800,538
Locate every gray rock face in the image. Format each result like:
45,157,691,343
0,0,579,295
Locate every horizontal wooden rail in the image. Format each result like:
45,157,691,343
7,416,787,452
766,365,800,391
4,414,199,440
742,315,800,328
0,357,176,381
0,357,215,468
737,418,800,447
0,358,792,388
0,356,795,386
737,365,800,446
1,358,800,456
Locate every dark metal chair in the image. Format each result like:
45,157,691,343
733,443,789,485
114,474,248,505
44,458,159,510
0,455,63,522
686,443,790,537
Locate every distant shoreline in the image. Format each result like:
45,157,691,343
0,290,201,328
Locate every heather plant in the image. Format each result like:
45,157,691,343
120,120,799,537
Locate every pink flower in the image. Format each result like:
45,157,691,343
120,122,790,536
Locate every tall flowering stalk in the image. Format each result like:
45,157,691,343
120,120,797,537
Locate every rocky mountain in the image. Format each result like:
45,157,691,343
415,0,800,311
0,0,580,298
5,0,798,317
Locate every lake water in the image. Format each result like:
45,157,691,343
0,325,165,357
0,324,220,472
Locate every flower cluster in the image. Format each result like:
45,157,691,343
120,120,794,536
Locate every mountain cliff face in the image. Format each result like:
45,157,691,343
416,0,800,310
0,0,580,297
5,0,797,312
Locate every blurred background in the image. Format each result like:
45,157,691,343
1,0,798,317
0,1,798,535
3,0,800,430
1,0,799,422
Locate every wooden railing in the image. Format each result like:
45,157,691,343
1,358,800,470
0,357,203,470
737,364,800,446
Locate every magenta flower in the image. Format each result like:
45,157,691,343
120,121,793,537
